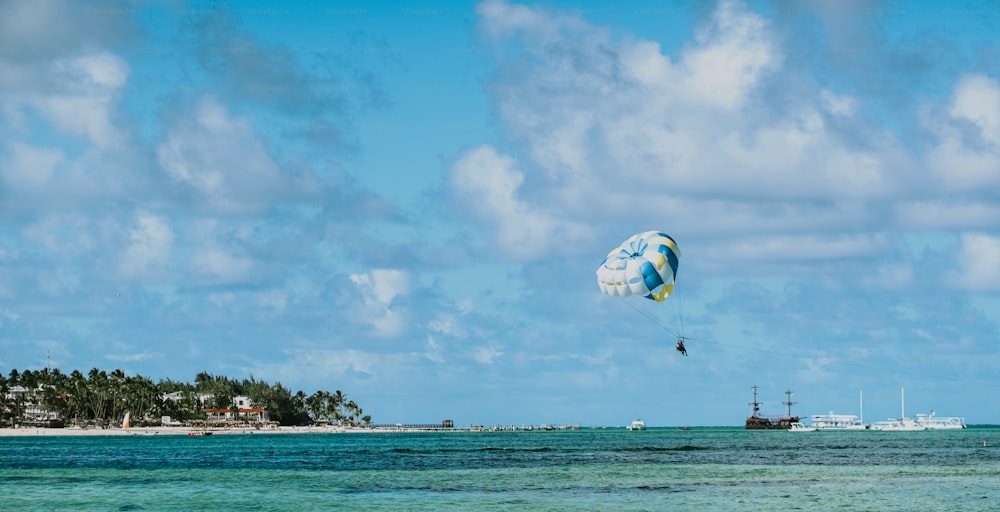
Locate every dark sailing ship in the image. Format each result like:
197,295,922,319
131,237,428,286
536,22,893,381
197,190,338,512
745,385,799,429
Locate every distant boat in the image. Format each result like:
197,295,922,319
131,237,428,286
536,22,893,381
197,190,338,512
807,412,869,431
914,411,966,430
871,387,926,431
627,419,646,431
188,431,213,437
745,386,799,430
801,389,964,431
800,391,870,430
788,422,817,432
871,417,925,431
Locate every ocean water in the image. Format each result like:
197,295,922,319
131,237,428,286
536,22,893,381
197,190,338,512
2,427,999,511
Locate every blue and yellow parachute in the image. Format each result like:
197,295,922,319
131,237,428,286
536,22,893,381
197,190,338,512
596,231,680,302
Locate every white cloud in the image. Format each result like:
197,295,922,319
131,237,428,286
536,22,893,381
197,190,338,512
821,89,857,117
472,345,503,364
156,96,305,214
106,352,155,363
714,234,890,262
23,214,97,254
0,45,137,208
349,269,411,337
207,291,236,307
464,0,916,271
797,354,838,383
1,141,64,191
926,74,1000,191
255,290,288,314
425,336,445,363
476,0,556,40
862,263,914,290
177,220,259,285
277,349,396,380
950,233,1000,291
30,51,129,149
190,247,255,283
682,0,779,109
350,269,409,304
371,269,410,304
894,201,1000,231
449,145,593,261
950,74,1000,145
0,46,148,213
429,313,463,337
120,212,174,280
0,308,19,326
0,0,130,64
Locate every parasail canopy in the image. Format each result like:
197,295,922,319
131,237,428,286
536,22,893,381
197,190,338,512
596,231,680,302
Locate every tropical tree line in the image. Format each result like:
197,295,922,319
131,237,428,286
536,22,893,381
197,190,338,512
1,367,371,428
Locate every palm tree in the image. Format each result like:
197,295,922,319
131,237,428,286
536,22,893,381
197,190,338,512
67,370,88,424
331,390,346,425
86,368,111,423
123,375,158,426
292,390,307,423
0,376,10,428
40,380,69,424
305,391,328,422
257,382,302,425
109,369,127,422
345,400,359,426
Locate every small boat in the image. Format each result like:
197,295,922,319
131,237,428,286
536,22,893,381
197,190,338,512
627,419,646,431
871,418,925,431
914,411,966,430
808,412,869,430
788,422,817,432
188,431,213,437
870,388,925,431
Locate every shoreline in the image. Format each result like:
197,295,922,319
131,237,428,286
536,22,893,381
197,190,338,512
5,424,994,437
0,425,412,437
0,423,589,437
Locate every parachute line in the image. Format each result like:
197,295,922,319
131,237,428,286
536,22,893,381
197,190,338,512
673,279,687,339
598,230,685,342
619,296,682,339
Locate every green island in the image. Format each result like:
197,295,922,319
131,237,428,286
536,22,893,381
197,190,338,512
1,367,369,430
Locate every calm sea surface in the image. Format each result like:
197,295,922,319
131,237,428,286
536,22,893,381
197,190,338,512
3,427,999,511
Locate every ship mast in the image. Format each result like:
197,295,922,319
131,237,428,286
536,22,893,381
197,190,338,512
783,389,797,417
859,390,863,424
901,387,905,419
749,385,762,417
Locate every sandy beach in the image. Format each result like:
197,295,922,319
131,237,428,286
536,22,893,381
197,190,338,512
0,425,371,437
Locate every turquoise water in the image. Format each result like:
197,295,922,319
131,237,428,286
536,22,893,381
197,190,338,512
3,427,999,511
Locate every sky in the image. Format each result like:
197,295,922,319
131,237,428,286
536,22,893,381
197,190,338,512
2,0,1000,427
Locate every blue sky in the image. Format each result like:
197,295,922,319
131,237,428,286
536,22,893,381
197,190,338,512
2,0,1000,427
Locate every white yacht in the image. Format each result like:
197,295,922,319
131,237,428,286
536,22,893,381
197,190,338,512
627,419,646,431
914,411,966,429
870,387,926,431
871,417,925,431
796,391,870,431
809,412,869,430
